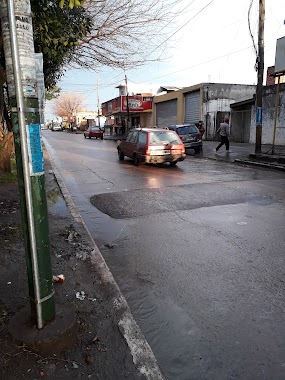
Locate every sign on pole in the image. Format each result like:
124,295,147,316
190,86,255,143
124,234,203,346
34,53,45,126
274,36,285,74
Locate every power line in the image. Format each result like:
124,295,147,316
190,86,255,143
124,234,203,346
57,1,215,96
129,45,256,84
248,0,258,56
58,78,124,89
124,0,214,82
147,0,216,58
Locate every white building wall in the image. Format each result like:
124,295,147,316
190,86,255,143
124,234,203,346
202,99,232,138
202,84,256,140
249,85,285,145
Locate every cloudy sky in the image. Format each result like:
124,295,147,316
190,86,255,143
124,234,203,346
46,0,285,118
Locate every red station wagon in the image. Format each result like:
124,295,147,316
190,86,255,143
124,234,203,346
84,127,104,140
117,128,186,166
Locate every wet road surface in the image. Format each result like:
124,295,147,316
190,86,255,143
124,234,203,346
43,131,285,380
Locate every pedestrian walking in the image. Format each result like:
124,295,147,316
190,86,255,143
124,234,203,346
214,118,230,153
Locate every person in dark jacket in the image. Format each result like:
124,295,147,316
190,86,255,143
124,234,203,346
215,118,230,152
197,120,205,137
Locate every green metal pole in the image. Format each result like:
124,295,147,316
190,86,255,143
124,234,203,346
11,98,55,323
11,103,35,316
0,0,55,327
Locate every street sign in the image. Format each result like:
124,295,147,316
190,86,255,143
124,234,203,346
275,36,285,74
256,107,262,124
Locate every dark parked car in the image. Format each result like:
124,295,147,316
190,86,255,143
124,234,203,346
168,124,203,152
117,128,185,166
84,127,104,140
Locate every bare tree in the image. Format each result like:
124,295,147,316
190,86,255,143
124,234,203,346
71,0,182,69
53,92,84,123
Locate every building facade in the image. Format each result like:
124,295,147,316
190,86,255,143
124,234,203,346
101,85,153,133
251,84,285,145
153,83,256,140
230,84,285,146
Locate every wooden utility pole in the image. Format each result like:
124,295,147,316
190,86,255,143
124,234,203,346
255,0,265,153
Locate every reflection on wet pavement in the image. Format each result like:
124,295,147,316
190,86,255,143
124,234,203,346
43,131,285,380
47,187,69,218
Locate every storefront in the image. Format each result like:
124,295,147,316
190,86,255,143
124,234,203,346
156,99,177,127
102,94,153,133
184,90,200,124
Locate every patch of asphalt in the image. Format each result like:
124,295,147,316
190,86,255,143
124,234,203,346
89,181,280,220
44,141,165,380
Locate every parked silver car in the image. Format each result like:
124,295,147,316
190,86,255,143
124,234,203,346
51,123,63,131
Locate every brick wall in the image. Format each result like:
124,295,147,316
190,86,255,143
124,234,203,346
266,66,275,86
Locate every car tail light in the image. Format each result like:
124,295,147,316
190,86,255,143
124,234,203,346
181,147,185,154
196,133,202,139
146,148,151,156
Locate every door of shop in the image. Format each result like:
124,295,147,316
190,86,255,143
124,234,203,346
156,100,177,127
131,115,140,127
184,91,200,124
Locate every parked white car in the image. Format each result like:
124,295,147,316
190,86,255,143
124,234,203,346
51,123,63,131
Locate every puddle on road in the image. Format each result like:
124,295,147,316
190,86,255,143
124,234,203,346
47,173,129,248
106,271,217,380
81,202,215,379
246,195,275,206
80,206,129,248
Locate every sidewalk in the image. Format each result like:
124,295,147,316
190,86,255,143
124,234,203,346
199,140,255,163
202,142,285,171
0,153,164,380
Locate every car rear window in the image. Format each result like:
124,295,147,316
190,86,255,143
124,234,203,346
149,131,181,145
130,131,138,143
176,126,198,135
125,132,133,142
138,132,147,144
91,127,99,131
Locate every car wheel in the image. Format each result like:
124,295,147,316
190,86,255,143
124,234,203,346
118,149,124,161
133,154,141,166
101,136,103,140
84,134,86,138
89,136,91,139
194,147,201,153
170,161,177,167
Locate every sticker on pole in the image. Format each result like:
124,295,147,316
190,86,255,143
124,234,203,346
27,124,44,175
256,107,262,124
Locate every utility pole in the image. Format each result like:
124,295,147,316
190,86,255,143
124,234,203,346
0,0,55,328
255,0,265,153
125,74,130,132
96,67,100,128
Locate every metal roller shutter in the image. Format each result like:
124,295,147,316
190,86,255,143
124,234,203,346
184,91,200,124
156,100,177,127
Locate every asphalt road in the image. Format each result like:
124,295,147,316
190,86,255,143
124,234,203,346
43,130,285,380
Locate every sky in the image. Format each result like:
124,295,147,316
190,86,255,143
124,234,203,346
46,0,285,119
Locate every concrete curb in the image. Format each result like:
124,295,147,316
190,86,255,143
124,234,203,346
43,138,165,380
234,158,285,172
